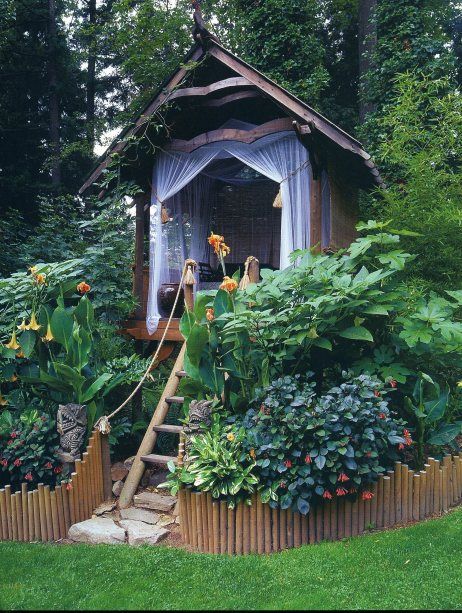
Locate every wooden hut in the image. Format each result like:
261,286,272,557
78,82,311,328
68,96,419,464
79,5,382,343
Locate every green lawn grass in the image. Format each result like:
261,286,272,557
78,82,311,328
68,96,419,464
1,509,462,611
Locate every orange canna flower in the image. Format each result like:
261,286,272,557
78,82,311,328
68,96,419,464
10,374,18,382
77,281,91,294
220,243,231,257
249,448,256,460
220,276,238,293
5,331,20,351
34,273,46,285
41,324,54,343
28,265,38,275
208,233,225,255
205,308,214,322
226,433,235,442
16,351,25,359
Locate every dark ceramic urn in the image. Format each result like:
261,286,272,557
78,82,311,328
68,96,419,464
158,283,184,318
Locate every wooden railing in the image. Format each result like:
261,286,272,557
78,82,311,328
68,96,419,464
0,430,111,542
179,455,462,554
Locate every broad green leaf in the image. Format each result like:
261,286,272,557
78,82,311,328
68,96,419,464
338,326,374,342
186,325,209,367
427,422,462,446
81,373,113,403
50,307,74,350
74,295,94,329
18,330,36,358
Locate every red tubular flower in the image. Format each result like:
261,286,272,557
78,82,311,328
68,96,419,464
323,490,333,499
305,454,312,464
362,490,374,501
374,390,381,398
284,460,292,468
25,472,33,481
7,439,13,446
54,466,62,474
378,412,386,420
336,487,348,497
10,432,17,439
279,481,287,489
45,461,52,469
0,459,7,467
389,379,397,388
338,472,349,483
13,459,21,467
398,443,405,450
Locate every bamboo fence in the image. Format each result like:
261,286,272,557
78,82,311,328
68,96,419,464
0,430,111,542
179,455,462,554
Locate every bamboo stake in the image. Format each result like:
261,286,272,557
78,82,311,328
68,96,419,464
43,486,53,540
16,492,23,541
293,510,301,548
323,502,331,540
194,493,203,551
330,499,338,541
190,491,198,550
286,509,294,548
82,454,91,517
301,511,309,544
376,477,384,528
32,490,40,541
279,509,287,549
452,462,458,506
382,476,391,528
308,508,315,544
219,500,227,554
5,486,12,539
177,490,185,543
212,501,220,553
0,490,8,540
394,463,402,523
201,494,209,552
37,484,47,542
443,456,453,506
364,494,371,530
442,466,448,512
71,472,80,524
250,494,257,553
264,502,272,553
236,501,244,555
401,466,409,522
182,489,190,546
315,506,323,542
50,491,60,541
62,485,71,533
27,491,34,542
370,481,378,529
271,507,279,550
387,471,395,526
21,483,28,541
55,486,65,539
344,500,352,538
408,471,414,519
351,499,359,536
424,464,431,516
419,471,427,520
256,496,264,554
75,460,85,521
412,474,420,521
11,493,18,541
427,458,436,514
337,500,345,539
227,505,235,555
357,498,364,535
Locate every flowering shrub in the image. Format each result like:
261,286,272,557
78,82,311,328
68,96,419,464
234,373,410,514
0,408,61,489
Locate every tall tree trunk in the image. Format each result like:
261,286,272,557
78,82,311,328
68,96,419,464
86,0,97,148
358,0,377,123
47,0,61,186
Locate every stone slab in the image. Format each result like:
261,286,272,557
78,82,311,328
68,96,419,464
133,492,177,512
120,520,169,546
68,518,126,545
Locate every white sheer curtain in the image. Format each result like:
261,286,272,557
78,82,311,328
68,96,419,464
321,170,331,249
147,149,218,333
147,132,312,333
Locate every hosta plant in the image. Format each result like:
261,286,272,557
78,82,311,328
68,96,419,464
234,373,410,515
165,421,258,508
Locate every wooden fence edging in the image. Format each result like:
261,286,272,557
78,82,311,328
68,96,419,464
179,454,462,555
0,430,109,542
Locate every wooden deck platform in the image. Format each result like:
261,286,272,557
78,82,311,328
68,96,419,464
120,318,183,341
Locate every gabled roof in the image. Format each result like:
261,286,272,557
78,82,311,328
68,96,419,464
79,14,382,195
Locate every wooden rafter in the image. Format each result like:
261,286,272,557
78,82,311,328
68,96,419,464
166,118,293,153
199,90,261,108
169,77,253,100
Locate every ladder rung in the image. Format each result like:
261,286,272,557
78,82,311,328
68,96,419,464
176,370,187,378
165,396,184,404
141,454,178,465
153,424,183,434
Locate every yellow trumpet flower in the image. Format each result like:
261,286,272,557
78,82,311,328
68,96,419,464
28,312,41,331
5,331,20,351
0,394,8,406
17,319,28,331
41,324,54,343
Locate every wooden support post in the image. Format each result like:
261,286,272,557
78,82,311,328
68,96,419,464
134,193,147,320
119,344,186,509
310,173,322,249
98,433,112,503
248,257,260,284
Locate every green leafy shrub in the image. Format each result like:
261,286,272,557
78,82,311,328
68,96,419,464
0,408,60,489
167,422,258,507
234,373,409,514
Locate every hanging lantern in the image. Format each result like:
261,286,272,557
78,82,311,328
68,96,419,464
272,190,282,209
161,204,171,224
